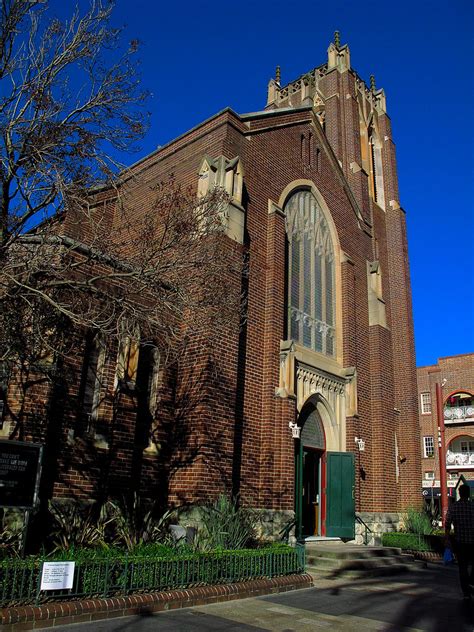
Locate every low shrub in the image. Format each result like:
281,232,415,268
106,495,174,551
382,532,444,553
0,510,24,558
197,495,258,551
48,500,114,552
48,496,174,554
402,507,433,535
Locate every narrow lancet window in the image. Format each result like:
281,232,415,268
285,190,335,356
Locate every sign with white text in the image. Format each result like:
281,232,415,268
0,440,42,508
40,562,75,591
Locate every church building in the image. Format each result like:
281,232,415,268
1,33,421,542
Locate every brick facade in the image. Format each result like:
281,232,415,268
1,36,421,539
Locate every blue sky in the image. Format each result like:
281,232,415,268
53,0,474,367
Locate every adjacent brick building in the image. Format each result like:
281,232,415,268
418,353,474,508
0,34,421,541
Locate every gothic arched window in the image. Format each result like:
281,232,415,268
369,128,385,209
285,189,335,356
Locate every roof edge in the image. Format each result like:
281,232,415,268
240,105,313,121
122,107,242,176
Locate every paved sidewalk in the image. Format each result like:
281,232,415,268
49,563,474,631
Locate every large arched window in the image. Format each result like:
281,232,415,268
285,189,335,356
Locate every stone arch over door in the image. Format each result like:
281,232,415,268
299,400,326,451
297,373,347,453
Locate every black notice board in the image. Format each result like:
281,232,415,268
0,440,42,508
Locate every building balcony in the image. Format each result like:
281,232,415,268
444,405,474,424
446,450,474,469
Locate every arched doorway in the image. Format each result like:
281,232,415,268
296,403,326,539
295,398,355,541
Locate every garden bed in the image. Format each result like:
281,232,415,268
382,532,444,554
0,543,305,607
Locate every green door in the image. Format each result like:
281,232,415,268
326,452,355,539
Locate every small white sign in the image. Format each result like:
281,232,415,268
40,561,75,591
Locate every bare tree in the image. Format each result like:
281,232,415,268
1,181,242,364
0,0,245,371
0,0,147,246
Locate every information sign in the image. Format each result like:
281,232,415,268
40,562,75,591
0,440,42,508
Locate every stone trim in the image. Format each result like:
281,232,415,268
0,574,313,630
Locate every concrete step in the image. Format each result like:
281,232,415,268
306,546,403,563
305,542,402,560
304,541,420,579
306,562,412,579
306,554,410,570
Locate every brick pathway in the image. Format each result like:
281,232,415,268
45,563,474,631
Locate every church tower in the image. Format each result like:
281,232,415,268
262,32,421,529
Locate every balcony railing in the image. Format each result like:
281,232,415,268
444,406,474,424
446,450,474,468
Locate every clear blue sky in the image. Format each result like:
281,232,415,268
54,0,474,367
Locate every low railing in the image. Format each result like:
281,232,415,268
0,546,305,607
444,405,474,423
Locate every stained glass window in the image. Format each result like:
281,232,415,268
285,190,335,356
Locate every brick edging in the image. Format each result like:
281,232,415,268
1,573,313,630
406,550,443,562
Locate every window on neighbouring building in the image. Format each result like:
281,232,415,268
420,392,432,415
285,189,336,356
423,436,435,458
424,471,435,480
460,441,474,453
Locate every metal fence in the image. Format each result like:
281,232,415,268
1,546,305,607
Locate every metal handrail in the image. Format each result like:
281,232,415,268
355,515,372,545
279,518,296,543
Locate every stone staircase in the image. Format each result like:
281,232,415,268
305,540,420,579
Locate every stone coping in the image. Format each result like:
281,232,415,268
1,574,313,631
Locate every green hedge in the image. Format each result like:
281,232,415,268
0,543,303,607
382,532,444,553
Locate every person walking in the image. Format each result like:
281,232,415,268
445,484,474,599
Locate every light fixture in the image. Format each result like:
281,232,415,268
289,421,301,439
355,436,365,452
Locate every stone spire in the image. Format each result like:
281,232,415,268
327,30,350,72
275,65,281,86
